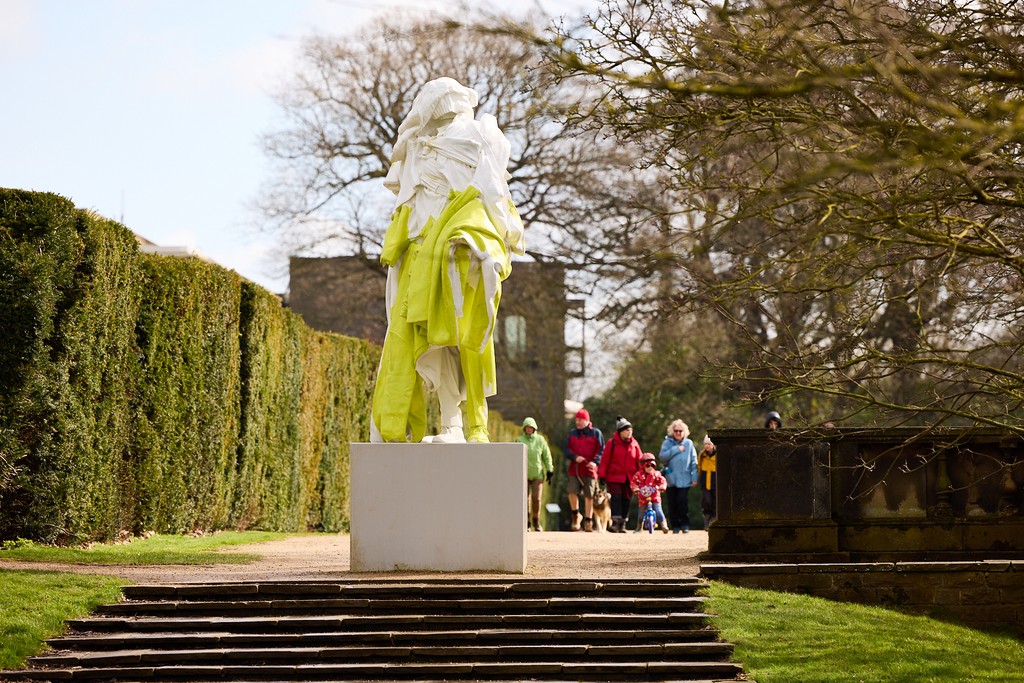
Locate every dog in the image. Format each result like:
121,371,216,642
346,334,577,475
591,485,611,532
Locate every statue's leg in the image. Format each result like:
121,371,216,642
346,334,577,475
460,347,489,443
434,347,466,443
447,249,491,444
417,346,466,443
372,321,423,442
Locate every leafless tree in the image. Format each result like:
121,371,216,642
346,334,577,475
258,11,642,292
483,0,1024,432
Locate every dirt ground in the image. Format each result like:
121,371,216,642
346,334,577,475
0,530,708,583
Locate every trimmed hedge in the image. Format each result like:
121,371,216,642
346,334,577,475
302,331,377,532
46,210,141,541
488,411,522,444
133,254,243,533
234,284,376,532
233,283,303,530
0,192,140,543
0,189,380,542
0,190,82,540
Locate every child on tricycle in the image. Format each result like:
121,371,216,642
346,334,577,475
630,452,669,533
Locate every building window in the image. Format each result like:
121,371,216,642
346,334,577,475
504,314,527,360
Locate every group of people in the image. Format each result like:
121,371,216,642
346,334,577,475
520,409,719,533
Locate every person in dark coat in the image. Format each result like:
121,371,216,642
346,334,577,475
564,408,604,532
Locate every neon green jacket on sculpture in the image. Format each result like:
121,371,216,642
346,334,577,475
371,185,513,443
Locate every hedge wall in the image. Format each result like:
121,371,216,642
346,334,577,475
133,254,243,533
0,190,82,541
0,189,379,543
302,331,378,532
0,192,142,543
47,209,141,541
233,283,303,531
233,284,375,533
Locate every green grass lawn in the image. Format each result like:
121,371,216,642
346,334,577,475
0,531,297,669
0,530,291,565
0,570,125,669
704,581,1024,682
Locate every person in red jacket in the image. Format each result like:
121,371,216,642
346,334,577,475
598,416,642,533
630,452,669,533
564,408,605,532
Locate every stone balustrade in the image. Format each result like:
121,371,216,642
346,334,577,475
705,427,1024,562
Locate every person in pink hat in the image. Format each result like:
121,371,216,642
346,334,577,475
630,452,669,533
563,408,605,531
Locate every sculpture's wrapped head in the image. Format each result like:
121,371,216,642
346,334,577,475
414,76,478,124
391,78,479,166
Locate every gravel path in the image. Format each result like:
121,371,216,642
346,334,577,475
0,530,708,583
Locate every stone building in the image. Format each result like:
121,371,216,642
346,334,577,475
287,256,582,436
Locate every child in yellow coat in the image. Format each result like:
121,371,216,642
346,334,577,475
698,435,717,529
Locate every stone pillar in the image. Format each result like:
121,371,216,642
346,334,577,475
707,431,841,561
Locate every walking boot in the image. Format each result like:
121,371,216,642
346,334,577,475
531,517,542,532
570,509,581,531
618,517,629,533
610,517,622,533
583,517,593,532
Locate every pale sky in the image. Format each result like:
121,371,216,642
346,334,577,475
1,0,589,293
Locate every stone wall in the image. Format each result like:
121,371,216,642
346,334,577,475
700,560,1024,634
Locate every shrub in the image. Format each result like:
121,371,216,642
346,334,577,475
231,281,379,533
36,211,142,542
310,331,378,532
0,188,416,542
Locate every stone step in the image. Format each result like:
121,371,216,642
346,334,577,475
68,611,716,633
15,579,746,681
9,659,746,680
31,642,736,667
123,579,707,601
95,596,707,617
48,627,723,651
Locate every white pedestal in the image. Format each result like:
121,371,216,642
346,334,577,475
349,442,527,573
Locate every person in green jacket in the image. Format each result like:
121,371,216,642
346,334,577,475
518,417,553,531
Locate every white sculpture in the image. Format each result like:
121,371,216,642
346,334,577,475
370,77,525,444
